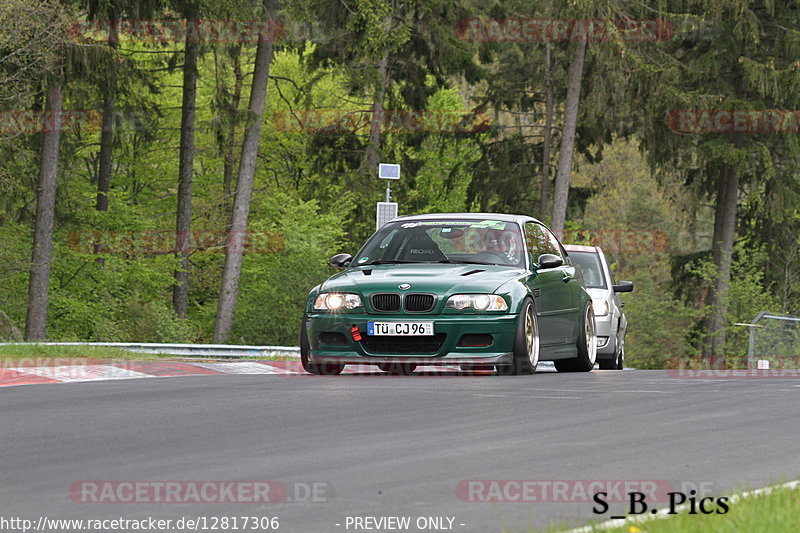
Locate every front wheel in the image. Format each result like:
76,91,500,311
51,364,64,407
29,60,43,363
614,338,625,370
497,298,539,376
554,301,597,373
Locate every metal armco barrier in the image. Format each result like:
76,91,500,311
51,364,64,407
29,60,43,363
0,342,301,359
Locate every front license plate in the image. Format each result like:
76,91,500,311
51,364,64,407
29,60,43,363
367,321,434,336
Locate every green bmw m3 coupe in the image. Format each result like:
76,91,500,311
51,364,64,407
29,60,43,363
301,213,596,375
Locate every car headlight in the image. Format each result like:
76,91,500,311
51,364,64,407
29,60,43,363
445,294,508,311
313,292,363,311
592,298,609,316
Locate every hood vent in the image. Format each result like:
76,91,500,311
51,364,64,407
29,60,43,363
461,269,485,276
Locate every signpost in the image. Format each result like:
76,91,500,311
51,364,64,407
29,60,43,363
376,164,400,230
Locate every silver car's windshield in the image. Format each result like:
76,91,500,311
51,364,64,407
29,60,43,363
568,251,607,289
353,219,525,267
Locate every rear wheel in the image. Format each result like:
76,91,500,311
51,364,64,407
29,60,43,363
554,302,596,373
497,298,539,376
377,363,417,375
300,321,345,375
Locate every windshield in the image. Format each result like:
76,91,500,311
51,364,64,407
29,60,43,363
568,250,607,289
353,219,525,268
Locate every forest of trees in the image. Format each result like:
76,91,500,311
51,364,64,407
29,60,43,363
1,0,798,369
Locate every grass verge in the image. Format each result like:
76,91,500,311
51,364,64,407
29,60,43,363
0,344,167,361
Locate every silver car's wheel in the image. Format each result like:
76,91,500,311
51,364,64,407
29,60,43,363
616,338,625,370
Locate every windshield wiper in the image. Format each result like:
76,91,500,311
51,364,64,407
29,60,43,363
366,260,418,265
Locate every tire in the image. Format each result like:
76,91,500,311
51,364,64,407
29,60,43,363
554,301,597,373
614,338,625,370
378,363,417,375
598,334,625,370
497,298,539,376
598,358,616,370
300,319,345,375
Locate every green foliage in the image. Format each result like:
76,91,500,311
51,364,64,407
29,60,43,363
570,138,700,366
1,1,799,361
230,192,353,345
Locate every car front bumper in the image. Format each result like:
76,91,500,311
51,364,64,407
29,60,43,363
306,312,518,366
594,313,617,357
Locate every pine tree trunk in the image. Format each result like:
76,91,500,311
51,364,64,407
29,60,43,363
222,43,244,204
702,168,728,351
172,5,200,319
214,0,278,342
708,165,739,366
539,40,554,220
25,82,63,341
363,50,389,178
94,19,119,266
550,38,587,238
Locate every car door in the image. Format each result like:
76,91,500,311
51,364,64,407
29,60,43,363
524,222,577,345
601,251,627,340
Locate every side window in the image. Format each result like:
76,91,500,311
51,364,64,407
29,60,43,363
525,222,560,262
543,227,566,261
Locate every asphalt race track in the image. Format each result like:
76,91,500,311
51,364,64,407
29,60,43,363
1,370,799,532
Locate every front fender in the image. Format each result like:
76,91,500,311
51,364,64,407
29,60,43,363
496,276,535,315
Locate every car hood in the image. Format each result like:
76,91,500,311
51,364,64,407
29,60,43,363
321,263,526,295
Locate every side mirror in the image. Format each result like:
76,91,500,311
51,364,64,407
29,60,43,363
613,280,634,293
329,253,352,268
536,253,563,269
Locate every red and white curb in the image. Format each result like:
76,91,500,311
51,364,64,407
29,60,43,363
0,361,464,387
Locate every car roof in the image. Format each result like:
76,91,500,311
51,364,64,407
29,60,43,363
563,244,602,253
392,212,544,225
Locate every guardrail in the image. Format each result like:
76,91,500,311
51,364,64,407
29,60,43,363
0,342,301,359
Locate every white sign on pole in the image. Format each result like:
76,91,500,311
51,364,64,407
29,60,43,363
376,202,398,230
378,163,400,179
